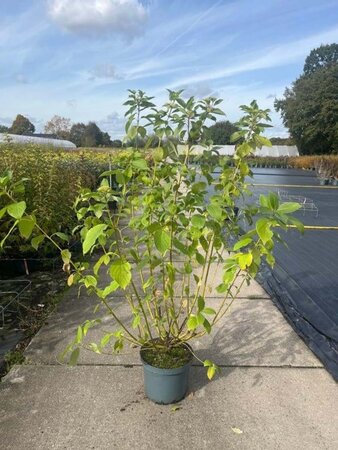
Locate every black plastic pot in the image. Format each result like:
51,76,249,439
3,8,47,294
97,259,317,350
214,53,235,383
140,347,193,404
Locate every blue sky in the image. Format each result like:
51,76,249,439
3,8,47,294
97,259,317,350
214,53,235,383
1,0,338,138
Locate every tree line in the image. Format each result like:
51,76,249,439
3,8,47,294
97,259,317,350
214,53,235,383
0,113,294,148
0,115,122,148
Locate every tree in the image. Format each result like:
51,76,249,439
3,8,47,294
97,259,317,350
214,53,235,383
111,139,122,148
69,123,86,147
82,122,103,147
204,120,239,145
44,115,71,140
69,122,112,147
304,43,338,76
0,125,9,133
270,137,295,145
9,114,35,135
101,132,112,147
275,45,338,155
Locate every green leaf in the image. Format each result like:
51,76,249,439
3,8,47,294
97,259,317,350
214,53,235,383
83,224,107,254
203,307,216,315
84,275,97,288
132,158,148,170
109,258,131,289
132,314,141,329
7,201,26,219
154,229,171,254
76,326,83,344
197,296,205,312
256,218,273,244
191,182,207,194
54,232,69,242
18,217,35,239
203,318,212,334
216,283,228,293
31,234,45,250
277,202,301,214
256,135,272,147
153,147,164,162
61,249,71,264
184,262,192,274
69,348,80,366
128,125,138,139
187,315,198,331
207,204,223,220
207,365,216,380
196,312,205,325
88,343,101,354
102,281,119,298
267,193,279,211
230,131,243,143
173,238,188,255
100,333,114,348
191,214,206,229
203,359,213,367
259,195,269,207
196,252,205,265
233,237,252,251
238,253,253,270
0,207,7,219
287,216,304,233
94,254,110,275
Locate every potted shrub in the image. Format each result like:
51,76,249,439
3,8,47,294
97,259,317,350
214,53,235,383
0,91,303,404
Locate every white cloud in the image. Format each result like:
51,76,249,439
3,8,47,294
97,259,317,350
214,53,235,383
48,0,148,40
177,83,219,99
99,112,125,137
169,26,338,88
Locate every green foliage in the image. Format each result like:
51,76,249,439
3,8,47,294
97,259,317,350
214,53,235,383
111,139,122,148
82,122,104,147
204,120,238,145
4,349,25,372
269,136,295,145
303,43,338,76
275,44,338,155
1,90,302,381
44,115,71,140
9,114,35,135
69,123,87,147
0,125,9,133
69,122,113,147
0,145,130,257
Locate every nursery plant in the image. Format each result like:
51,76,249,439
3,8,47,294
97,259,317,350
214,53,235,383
0,90,303,403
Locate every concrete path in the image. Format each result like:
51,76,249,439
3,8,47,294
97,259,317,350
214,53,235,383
0,264,337,450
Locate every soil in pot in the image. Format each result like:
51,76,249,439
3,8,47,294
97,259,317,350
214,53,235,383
141,345,192,369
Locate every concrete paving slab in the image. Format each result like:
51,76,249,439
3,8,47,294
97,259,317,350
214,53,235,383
25,289,321,367
0,365,337,450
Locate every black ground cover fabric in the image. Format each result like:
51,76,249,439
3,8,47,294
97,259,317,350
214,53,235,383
249,169,338,380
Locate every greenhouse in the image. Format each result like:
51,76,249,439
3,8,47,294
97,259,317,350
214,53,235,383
179,144,299,157
0,133,76,149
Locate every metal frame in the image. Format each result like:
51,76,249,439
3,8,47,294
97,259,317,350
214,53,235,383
0,280,31,329
277,189,319,217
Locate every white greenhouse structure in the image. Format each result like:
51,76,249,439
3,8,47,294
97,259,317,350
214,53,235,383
0,133,76,149
178,144,299,157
